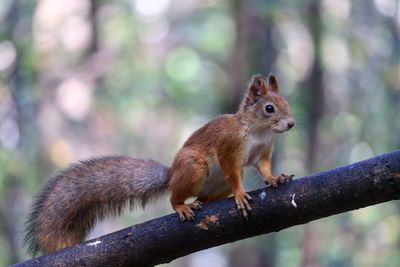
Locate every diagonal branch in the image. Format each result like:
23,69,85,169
12,151,400,267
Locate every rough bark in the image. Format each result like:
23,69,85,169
12,151,400,267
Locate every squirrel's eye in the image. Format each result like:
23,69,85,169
265,104,275,113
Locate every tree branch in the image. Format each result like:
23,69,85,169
13,151,400,267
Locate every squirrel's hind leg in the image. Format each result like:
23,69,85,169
168,150,208,221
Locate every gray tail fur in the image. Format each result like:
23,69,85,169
24,156,170,255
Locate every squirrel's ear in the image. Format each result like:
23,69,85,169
267,73,279,93
247,74,267,105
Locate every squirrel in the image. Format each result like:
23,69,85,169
24,73,295,255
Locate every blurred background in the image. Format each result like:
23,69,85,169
0,0,399,266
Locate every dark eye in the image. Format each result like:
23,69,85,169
265,104,275,113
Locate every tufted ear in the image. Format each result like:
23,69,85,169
267,73,279,93
246,74,267,105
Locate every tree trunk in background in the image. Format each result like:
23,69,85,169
301,2,324,267
223,0,247,114
2,0,36,264
1,7,19,261
225,1,278,266
87,0,99,56
223,0,277,114
304,1,324,174
385,7,400,251
386,13,400,147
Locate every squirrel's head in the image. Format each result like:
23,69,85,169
239,73,294,134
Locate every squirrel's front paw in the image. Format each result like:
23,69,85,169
278,173,294,183
234,191,252,218
264,173,294,187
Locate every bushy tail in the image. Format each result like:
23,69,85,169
24,156,170,255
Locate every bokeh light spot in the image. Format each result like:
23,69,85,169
374,0,397,17
56,78,93,121
165,47,201,83
0,118,19,151
49,139,73,167
134,0,170,17
0,41,16,72
349,142,374,163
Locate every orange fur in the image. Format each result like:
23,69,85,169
168,73,294,220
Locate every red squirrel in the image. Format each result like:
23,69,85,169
24,73,294,254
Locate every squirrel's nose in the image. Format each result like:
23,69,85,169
287,119,295,129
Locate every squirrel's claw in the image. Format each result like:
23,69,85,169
279,173,295,184
189,200,203,210
178,212,186,221
175,204,195,221
264,179,278,187
234,192,252,218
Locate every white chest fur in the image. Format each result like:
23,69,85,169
242,130,274,167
